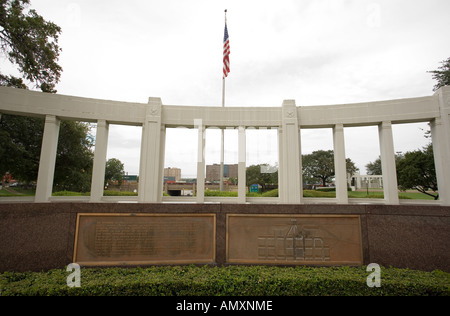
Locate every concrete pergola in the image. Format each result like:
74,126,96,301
1,86,449,205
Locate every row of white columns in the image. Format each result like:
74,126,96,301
9,97,449,205
278,101,402,204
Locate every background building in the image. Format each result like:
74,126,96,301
164,167,181,182
206,164,238,182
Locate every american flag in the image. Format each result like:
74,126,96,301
223,22,230,78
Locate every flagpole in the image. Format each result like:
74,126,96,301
219,9,227,192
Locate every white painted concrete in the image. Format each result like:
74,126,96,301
1,86,449,204
35,115,60,202
90,120,109,202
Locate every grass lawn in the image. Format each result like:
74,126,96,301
0,188,437,200
0,188,35,197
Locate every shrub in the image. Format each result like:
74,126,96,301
1,265,448,296
261,189,279,197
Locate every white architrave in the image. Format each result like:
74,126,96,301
35,115,60,202
1,85,449,205
90,120,109,202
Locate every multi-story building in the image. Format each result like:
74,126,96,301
164,167,181,182
206,164,238,182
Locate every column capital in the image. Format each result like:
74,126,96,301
44,115,59,124
96,119,108,128
379,121,393,129
333,123,344,132
282,100,298,123
145,97,163,123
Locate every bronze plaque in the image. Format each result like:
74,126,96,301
227,215,362,265
74,214,215,265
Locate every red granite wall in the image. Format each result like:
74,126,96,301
0,203,448,272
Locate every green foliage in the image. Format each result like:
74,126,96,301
397,144,438,200
246,164,278,190
103,190,137,196
261,188,278,197
428,57,450,92
0,3,94,193
203,189,279,198
53,121,94,192
303,150,358,186
0,115,44,183
1,265,448,296
204,190,237,197
0,0,62,92
52,191,89,197
105,158,125,186
0,116,95,192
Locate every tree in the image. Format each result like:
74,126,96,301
0,2,94,193
428,57,450,92
52,121,94,192
0,0,62,92
246,164,278,192
0,117,95,191
302,150,334,186
396,144,438,200
365,153,404,175
302,150,358,186
0,0,63,181
0,114,44,184
105,158,125,186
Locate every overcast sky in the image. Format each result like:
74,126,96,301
5,0,450,177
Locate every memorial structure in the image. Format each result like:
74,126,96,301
0,86,449,273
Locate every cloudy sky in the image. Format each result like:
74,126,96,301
5,0,450,177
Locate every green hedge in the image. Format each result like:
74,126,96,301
1,265,448,296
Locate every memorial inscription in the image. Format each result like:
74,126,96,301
227,215,363,265
74,214,216,265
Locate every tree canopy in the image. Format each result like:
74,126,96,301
246,164,278,191
0,1,95,193
396,144,438,200
0,0,62,92
365,153,404,175
428,57,450,92
302,150,358,186
105,158,125,186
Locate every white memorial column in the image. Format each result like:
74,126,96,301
280,100,302,204
431,118,450,206
378,121,399,204
158,125,166,200
138,98,163,203
196,119,205,203
35,115,60,202
432,86,450,206
278,127,285,202
90,120,109,202
333,124,348,204
238,126,246,203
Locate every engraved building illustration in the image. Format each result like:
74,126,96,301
257,219,330,262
